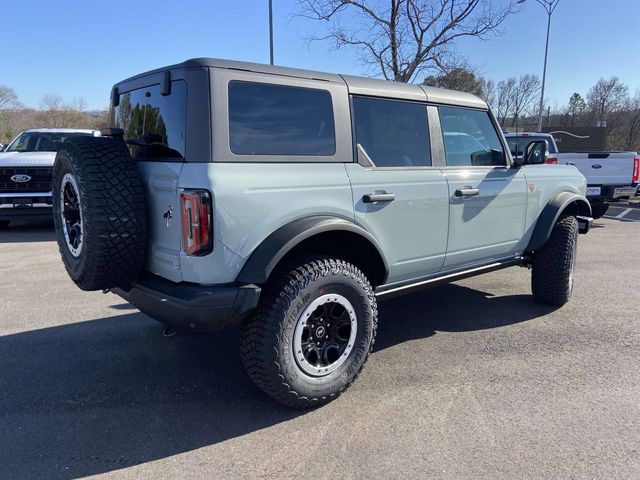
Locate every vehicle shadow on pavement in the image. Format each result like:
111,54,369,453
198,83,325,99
0,314,301,480
0,284,553,479
0,220,55,243
374,284,557,351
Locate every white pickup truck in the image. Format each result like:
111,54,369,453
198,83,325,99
557,152,639,217
0,128,100,228
504,132,639,218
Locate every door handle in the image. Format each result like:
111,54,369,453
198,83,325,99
363,192,395,203
454,188,480,197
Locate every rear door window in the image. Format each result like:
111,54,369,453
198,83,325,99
228,81,336,156
352,96,431,167
114,80,187,159
439,107,505,167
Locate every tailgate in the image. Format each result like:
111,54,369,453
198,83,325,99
558,152,634,185
136,162,184,282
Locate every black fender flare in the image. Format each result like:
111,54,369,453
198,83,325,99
526,192,592,251
236,215,389,285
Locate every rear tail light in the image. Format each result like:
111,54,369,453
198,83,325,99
633,156,639,183
545,157,558,165
180,189,212,256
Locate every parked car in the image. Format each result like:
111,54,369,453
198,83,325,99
51,58,592,408
504,132,639,218
0,128,99,228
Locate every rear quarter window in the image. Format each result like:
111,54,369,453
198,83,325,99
114,80,187,160
228,81,336,156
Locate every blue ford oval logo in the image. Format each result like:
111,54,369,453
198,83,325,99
11,174,31,183
591,164,602,169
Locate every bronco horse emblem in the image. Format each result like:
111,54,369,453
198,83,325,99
163,205,174,227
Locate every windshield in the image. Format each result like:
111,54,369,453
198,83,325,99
6,132,93,153
506,136,557,156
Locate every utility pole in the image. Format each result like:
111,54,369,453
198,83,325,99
269,0,274,65
517,0,561,131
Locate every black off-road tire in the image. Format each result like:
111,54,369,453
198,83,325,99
52,136,147,291
240,257,377,408
0,220,9,229
531,214,579,306
590,203,609,219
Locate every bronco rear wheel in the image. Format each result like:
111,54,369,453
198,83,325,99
52,136,147,291
240,257,377,408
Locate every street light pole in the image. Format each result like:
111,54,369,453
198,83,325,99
518,0,560,131
269,0,274,65
537,8,551,131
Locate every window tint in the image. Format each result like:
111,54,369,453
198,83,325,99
439,107,505,167
353,97,431,167
228,81,336,156
114,80,187,159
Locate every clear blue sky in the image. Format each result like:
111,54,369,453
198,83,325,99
2,0,638,110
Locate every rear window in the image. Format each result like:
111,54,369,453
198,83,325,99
114,80,187,159
506,136,558,155
228,81,336,156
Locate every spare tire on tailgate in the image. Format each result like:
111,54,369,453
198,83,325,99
52,136,147,291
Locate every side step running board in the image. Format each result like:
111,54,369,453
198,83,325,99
375,258,524,300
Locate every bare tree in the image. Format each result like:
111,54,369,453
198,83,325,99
478,77,496,107
623,90,640,151
586,77,629,128
510,74,541,126
40,94,64,111
0,86,21,110
299,0,519,82
38,94,90,128
69,98,88,112
490,74,540,127
494,77,515,126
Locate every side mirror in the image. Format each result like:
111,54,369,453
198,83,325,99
523,140,548,165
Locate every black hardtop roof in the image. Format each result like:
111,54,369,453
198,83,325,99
114,57,487,109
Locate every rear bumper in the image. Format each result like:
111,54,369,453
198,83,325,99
113,273,261,333
588,184,636,202
613,186,638,199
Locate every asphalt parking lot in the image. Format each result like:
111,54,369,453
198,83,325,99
605,201,640,222
0,215,639,480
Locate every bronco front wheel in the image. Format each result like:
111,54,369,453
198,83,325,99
531,214,579,306
239,257,377,408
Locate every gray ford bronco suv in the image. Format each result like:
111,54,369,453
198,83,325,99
52,58,592,408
